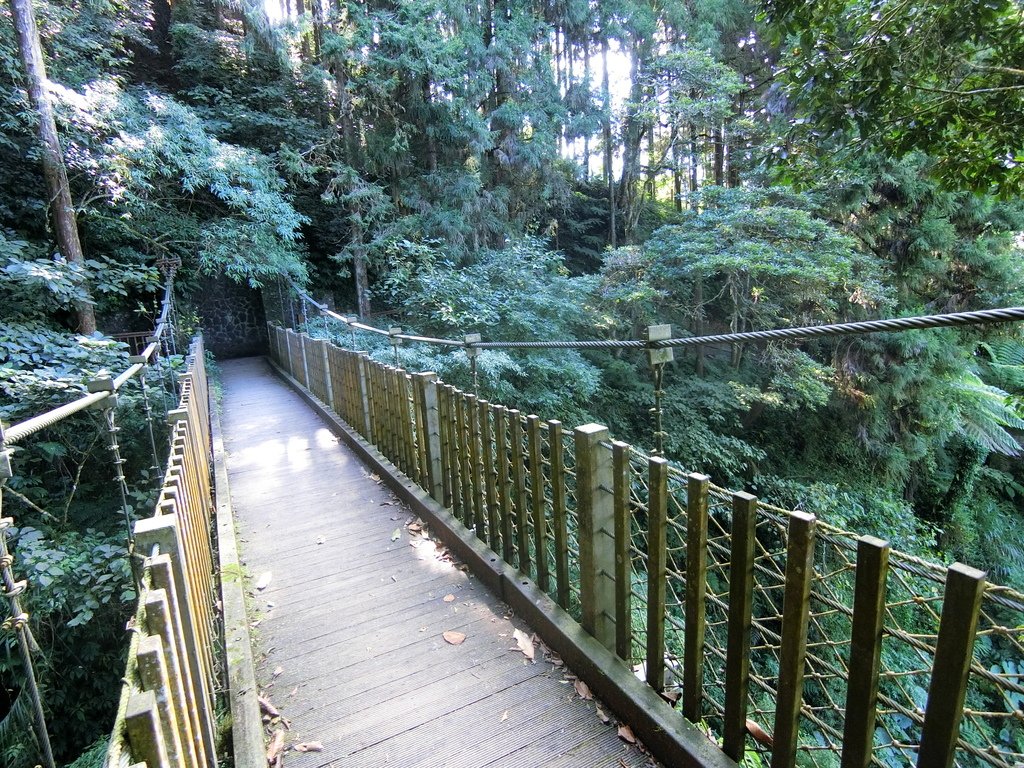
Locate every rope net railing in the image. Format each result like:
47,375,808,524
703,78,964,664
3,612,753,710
0,271,190,767
270,319,1024,768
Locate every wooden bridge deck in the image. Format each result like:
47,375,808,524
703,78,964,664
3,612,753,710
219,357,657,768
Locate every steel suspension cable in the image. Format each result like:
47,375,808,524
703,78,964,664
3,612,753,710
292,280,1024,353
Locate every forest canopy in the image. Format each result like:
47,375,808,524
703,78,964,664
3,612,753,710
1,0,1024,763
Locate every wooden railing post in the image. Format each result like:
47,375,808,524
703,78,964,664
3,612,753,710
136,634,187,768
646,456,668,690
144,588,199,768
481,400,498,548
357,353,373,442
527,415,548,592
841,536,890,768
320,339,335,411
495,405,513,562
612,440,632,662
413,373,443,504
723,491,758,761
126,691,172,768
683,473,710,722
299,332,311,387
917,563,987,768
135,516,218,767
548,420,570,610
574,423,617,652
771,511,817,768
511,411,529,574
283,328,294,377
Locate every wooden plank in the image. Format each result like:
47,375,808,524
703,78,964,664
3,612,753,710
683,472,710,722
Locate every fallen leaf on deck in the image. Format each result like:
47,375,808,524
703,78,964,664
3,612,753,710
391,575,398,582
407,522,423,532
596,706,610,724
443,594,456,602
370,473,382,484
512,629,535,661
315,535,325,545
380,501,394,506
272,666,283,678
287,686,299,698
501,710,509,722
442,630,466,645
293,742,324,753
617,724,636,744
258,694,281,718
574,679,592,700
255,572,272,591
391,529,401,541
266,729,285,764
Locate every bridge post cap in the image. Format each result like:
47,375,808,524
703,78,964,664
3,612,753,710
129,354,148,364
575,423,610,437
87,375,115,393
645,324,674,365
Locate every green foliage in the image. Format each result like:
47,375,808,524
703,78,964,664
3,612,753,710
765,0,1024,194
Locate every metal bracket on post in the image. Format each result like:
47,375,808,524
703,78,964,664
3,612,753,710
464,333,481,394
645,325,673,456
389,327,403,367
87,373,117,410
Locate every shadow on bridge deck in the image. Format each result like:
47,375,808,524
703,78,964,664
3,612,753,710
219,357,657,768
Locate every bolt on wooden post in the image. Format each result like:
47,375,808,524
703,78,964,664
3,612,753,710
574,423,617,652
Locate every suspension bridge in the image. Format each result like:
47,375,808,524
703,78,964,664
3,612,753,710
2,281,1024,768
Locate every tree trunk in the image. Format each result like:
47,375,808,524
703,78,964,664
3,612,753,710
351,216,371,317
11,0,96,334
688,119,699,194
713,123,725,186
601,37,616,248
